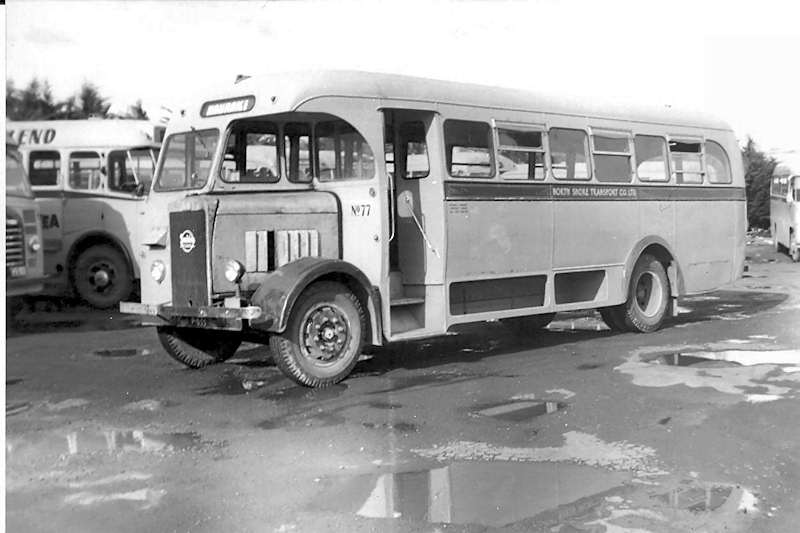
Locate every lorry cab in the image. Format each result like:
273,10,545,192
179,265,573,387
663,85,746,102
6,142,46,312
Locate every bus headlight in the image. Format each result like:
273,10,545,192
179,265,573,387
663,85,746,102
150,260,166,283
224,259,245,283
27,235,41,252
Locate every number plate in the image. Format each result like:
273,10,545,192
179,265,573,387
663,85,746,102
8,266,27,278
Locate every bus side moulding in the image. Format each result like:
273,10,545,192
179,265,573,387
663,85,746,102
248,256,383,345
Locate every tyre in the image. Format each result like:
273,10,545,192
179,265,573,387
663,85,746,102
72,245,133,309
270,282,365,388
502,313,556,336
599,306,627,332
157,326,242,369
619,254,670,333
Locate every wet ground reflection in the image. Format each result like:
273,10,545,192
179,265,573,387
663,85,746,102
473,399,567,421
315,461,628,527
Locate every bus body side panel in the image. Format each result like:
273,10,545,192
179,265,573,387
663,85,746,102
675,198,736,293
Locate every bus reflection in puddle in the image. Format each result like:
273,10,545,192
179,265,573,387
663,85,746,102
323,461,628,527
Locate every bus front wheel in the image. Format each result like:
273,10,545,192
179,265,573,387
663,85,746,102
269,282,365,388
617,254,670,333
72,244,133,309
157,326,241,369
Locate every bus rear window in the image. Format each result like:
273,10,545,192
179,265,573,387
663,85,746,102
705,141,732,184
445,120,493,178
155,129,219,191
315,120,375,181
29,150,60,187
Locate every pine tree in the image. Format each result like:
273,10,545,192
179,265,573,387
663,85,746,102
742,137,777,229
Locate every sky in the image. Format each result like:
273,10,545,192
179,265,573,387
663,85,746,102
5,0,800,158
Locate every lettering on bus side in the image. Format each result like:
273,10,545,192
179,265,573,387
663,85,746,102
40,214,60,229
7,129,57,145
351,204,372,216
552,185,638,199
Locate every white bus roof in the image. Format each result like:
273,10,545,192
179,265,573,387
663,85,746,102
172,70,733,133
6,119,162,149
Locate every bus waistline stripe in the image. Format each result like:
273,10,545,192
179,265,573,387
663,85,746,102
444,182,746,202
32,190,142,200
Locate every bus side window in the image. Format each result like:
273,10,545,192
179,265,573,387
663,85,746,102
445,120,493,178
549,128,590,180
314,120,375,181
705,141,732,184
68,151,102,190
592,133,632,183
496,127,544,180
283,122,312,183
29,150,61,187
669,140,704,184
634,135,669,182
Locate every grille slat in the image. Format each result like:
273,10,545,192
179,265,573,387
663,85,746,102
6,214,26,268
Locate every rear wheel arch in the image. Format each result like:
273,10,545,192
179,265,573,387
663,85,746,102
67,232,136,280
624,238,683,297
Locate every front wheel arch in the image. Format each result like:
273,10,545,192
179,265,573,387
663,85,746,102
249,257,382,345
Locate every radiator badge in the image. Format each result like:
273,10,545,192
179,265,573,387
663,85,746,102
179,229,196,253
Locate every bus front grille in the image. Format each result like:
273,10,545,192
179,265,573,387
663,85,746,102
169,210,209,307
6,214,25,268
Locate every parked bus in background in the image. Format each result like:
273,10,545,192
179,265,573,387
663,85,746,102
121,71,745,387
6,120,164,308
770,155,800,262
6,141,45,317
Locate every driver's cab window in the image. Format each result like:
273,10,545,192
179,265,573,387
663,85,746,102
221,122,279,183
68,151,103,190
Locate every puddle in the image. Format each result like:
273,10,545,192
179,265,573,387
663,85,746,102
576,362,604,370
261,383,347,402
314,461,628,527
617,345,800,402
650,349,800,368
258,412,346,431
656,484,733,512
92,348,150,358
7,429,220,461
6,378,23,386
473,400,566,421
362,421,419,433
367,401,403,410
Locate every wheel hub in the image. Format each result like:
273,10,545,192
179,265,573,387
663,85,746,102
92,269,111,288
303,305,349,363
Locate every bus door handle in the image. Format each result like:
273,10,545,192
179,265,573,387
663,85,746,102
388,173,396,242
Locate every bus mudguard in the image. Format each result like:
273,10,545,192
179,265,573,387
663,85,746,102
248,257,383,345
624,236,685,299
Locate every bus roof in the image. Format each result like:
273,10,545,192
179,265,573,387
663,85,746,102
176,70,733,132
6,119,163,149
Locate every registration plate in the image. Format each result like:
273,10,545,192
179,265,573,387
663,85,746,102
8,266,27,277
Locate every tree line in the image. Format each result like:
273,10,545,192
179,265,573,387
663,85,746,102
6,78,148,121
5,77,781,229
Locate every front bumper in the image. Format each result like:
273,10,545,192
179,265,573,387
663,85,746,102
6,275,47,298
120,301,263,331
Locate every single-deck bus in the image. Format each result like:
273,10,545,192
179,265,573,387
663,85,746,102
121,71,746,387
6,120,164,308
770,156,800,261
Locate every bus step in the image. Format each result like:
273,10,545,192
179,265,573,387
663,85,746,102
390,297,425,307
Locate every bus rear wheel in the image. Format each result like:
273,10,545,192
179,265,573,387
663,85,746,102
269,282,364,388
599,307,627,332
619,254,670,333
72,244,133,309
157,326,242,369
